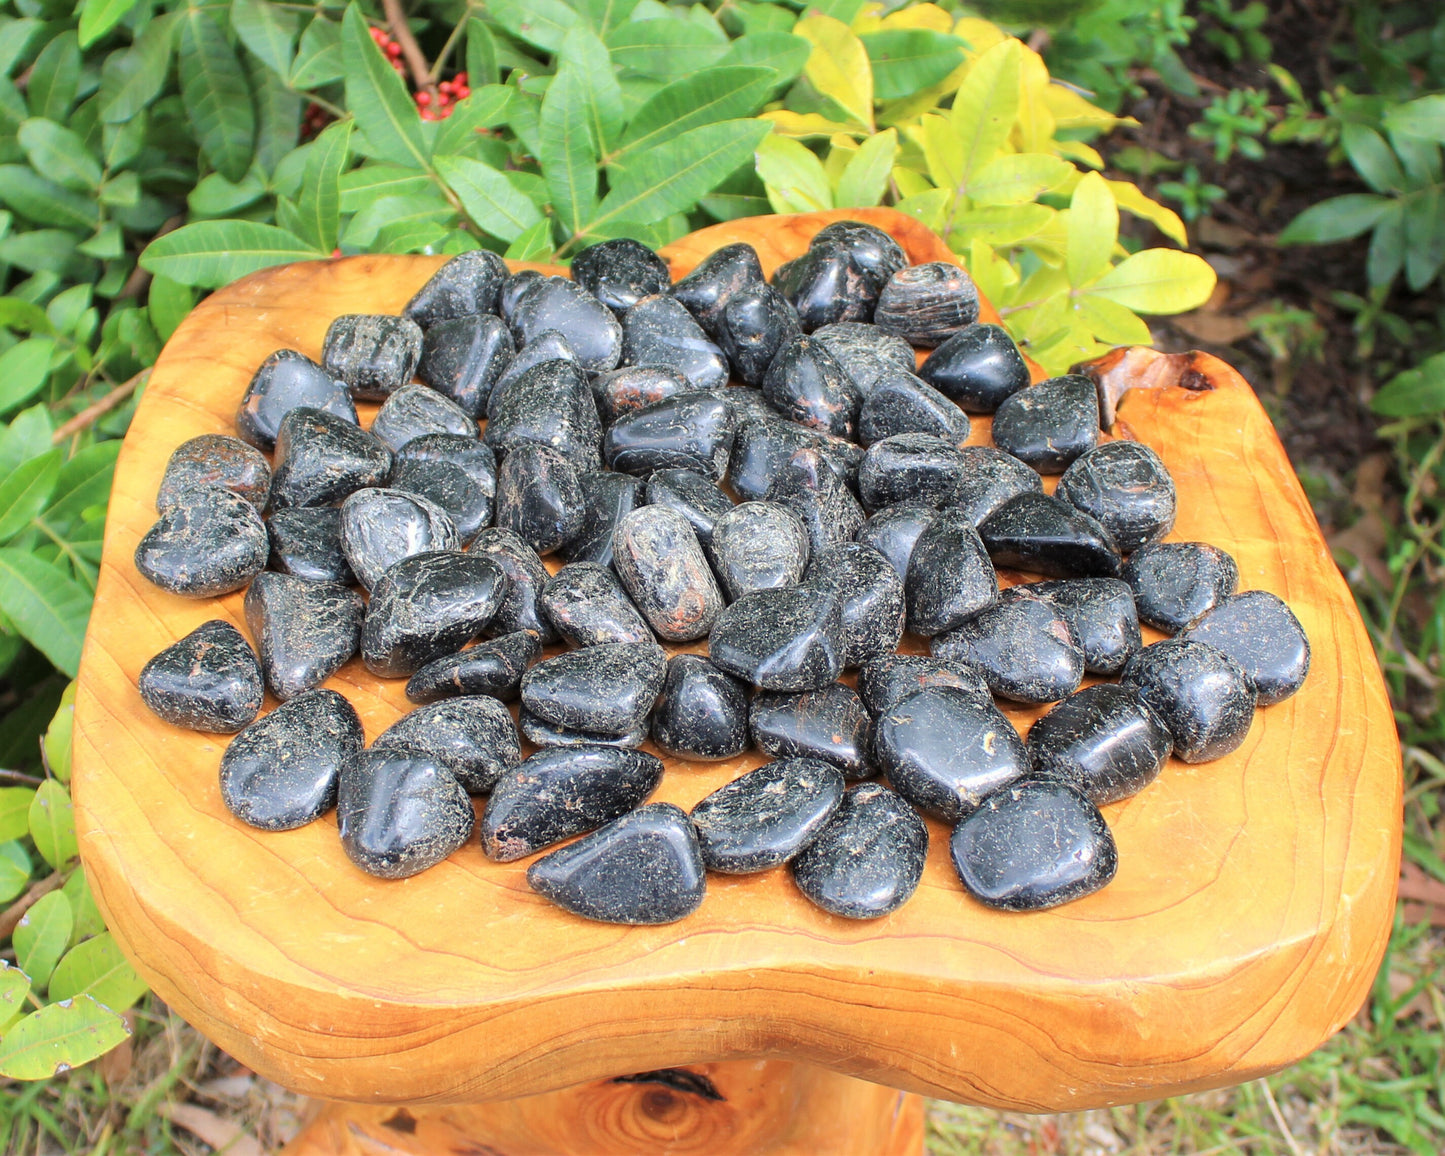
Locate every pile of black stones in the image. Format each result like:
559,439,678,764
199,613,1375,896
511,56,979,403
134,221,1311,925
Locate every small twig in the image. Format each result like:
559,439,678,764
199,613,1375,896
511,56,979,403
0,769,43,786
1258,1079,1304,1156
429,18,468,84
118,214,186,300
0,871,67,939
52,368,150,445
382,0,438,101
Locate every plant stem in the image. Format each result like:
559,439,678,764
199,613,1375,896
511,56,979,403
430,16,469,83
383,0,439,102
0,871,68,939
52,369,150,445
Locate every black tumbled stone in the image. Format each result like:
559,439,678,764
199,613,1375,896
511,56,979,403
389,458,491,543
765,446,865,560
404,249,508,327
499,269,544,325
948,446,1043,525
761,336,861,439
812,321,914,396
918,323,1029,412
673,243,765,338
395,434,497,501
873,262,980,347
1056,440,1176,553
338,748,474,879
1179,591,1310,705
750,683,871,777
373,695,522,793
857,433,966,513
156,435,271,512
856,504,937,581
645,468,734,548
416,313,515,419
718,282,800,386
494,443,586,556
540,562,653,647
520,711,648,750
135,487,269,597
322,314,424,401
490,329,579,398
244,571,364,699
361,551,505,677
370,383,477,452
1028,683,1172,805
791,783,927,919
773,245,877,332
612,505,724,642
990,375,1101,473
468,527,558,643
622,294,729,390
709,501,809,601
560,470,645,567
267,507,355,586
977,492,1122,579
856,653,992,717
405,629,541,704
339,487,459,591
857,367,970,447
591,365,693,424
1121,638,1255,763
521,641,666,736
729,417,862,504
1124,541,1239,633
806,542,905,667
484,358,602,470
139,620,264,733
508,276,623,373
270,407,392,509
604,392,734,481
571,238,671,316
904,509,998,636
236,349,356,452
932,586,1083,704
1029,578,1141,675
649,654,750,761
813,221,908,288
707,584,845,691
692,758,844,873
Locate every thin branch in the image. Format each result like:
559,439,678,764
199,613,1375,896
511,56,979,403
430,18,468,84
118,214,186,300
0,769,43,786
382,0,439,101
0,871,67,939
52,368,150,445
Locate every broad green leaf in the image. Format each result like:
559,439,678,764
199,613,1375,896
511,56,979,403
0,449,60,541
760,110,860,139
17,120,101,192
1341,123,1404,194
0,962,28,1016
1073,294,1153,345
919,112,963,190
0,166,101,231
0,298,54,334
560,27,622,154
295,120,352,254
1404,188,1444,292
967,152,1071,206
42,682,74,786
504,219,556,260
27,778,77,869
180,7,255,183
28,32,79,122
187,169,267,218
248,53,300,178
99,13,176,123
1277,193,1393,245
0,844,28,904
62,868,103,942
341,3,428,172
465,18,499,87
78,0,137,48
949,38,1020,184
1367,201,1406,288
756,133,832,212
1371,351,1445,417
435,155,542,243
0,339,57,416
835,127,896,208
49,935,147,1014
0,787,34,844
807,0,868,22
290,16,342,89
608,17,729,80
967,237,1019,307
576,0,639,37
795,15,872,131
949,203,1054,246
1384,95,1445,144
860,30,965,101
618,67,775,162
893,187,951,232
339,163,433,211
540,66,600,235
1107,180,1187,247
1066,171,1117,288
718,32,810,87
488,0,580,52
1089,249,1216,314
374,218,448,253
148,276,194,343
14,891,72,991
432,87,513,157
140,221,318,288
232,0,298,78
0,408,53,477
43,436,120,538
0,995,129,1080
0,230,79,275
342,191,454,248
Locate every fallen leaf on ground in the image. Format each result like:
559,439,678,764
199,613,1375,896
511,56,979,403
159,1102,264,1156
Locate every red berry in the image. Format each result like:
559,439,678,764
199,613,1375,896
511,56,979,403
416,91,431,106
387,43,402,57
456,71,468,85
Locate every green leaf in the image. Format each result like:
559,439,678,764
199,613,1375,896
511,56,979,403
967,153,1071,206
487,0,580,52
180,6,256,183
608,18,729,81
718,32,810,87
1383,95,1445,144
0,788,34,842
757,133,832,213
575,0,639,37
1372,351,1445,416
834,127,896,208
0,165,101,231
860,30,965,101
432,87,512,157
78,0,137,49
1073,294,1153,345
290,16,342,89
0,845,28,905
342,3,428,172
1404,188,1444,293
339,163,433,211
1341,123,1404,195
27,778,77,869
0,995,129,1080
48,935,147,1014
1089,248,1217,314
539,67,599,235
232,0,298,79
17,120,102,193
373,218,448,254
950,37,1020,184
27,32,79,122
794,14,872,131
559,26,623,154
43,441,120,536
99,13,176,123
187,169,267,218
0,298,55,335
436,155,542,243
0,962,28,1017
0,449,60,541
0,408,54,477
1367,201,1406,288
42,682,74,786
14,891,72,992
140,221,318,289
504,219,555,260
465,18,499,88
62,868,102,942
1277,193,1393,245
618,67,775,162
0,339,57,416
0,230,79,275
342,191,454,248
1066,171,1117,288
294,120,352,254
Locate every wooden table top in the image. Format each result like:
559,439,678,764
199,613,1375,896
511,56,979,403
71,209,1401,1111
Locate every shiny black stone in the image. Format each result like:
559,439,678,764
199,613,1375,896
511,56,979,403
1027,683,1171,805
405,629,541,704
856,504,937,581
672,243,765,338
904,509,998,636
416,313,512,416
560,471,645,566
751,683,871,777
591,365,693,424
717,384,777,424
373,695,521,793
729,417,860,503
541,562,653,647
692,757,845,873
622,294,729,391
990,374,1101,473
791,783,927,919
157,435,271,512
520,711,647,750
508,275,623,373
718,282,800,386
370,383,477,452
604,393,734,481
1179,591,1311,705
613,505,724,641
527,803,705,924
468,527,559,643
772,246,877,331
761,336,861,439
1121,638,1255,762
267,507,354,585
236,349,356,452
977,492,1122,578
322,314,424,401
855,653,992,717
270,407,392,509
807,542,905,667
338,748,474,879
1124,541,1239,633
339,487,459,590
857,434,966,513
395,433,497,501
765,446,865,559
220,688,362,830
1056,440,1176,553
571,238,671,315
490,328,578,397
484,358,602,470
482,746,663,861
871,686,1030,821
950,779,1117,910
139,620,263,733
857,367,970,447
649,654,750,761
361,551,505,677
918,323,1030,412
644,468,734,548
812,321,914,396
812,221,908,289
494,443,586,556
1029,578,1141,675
499,269,544,324
521,641,666,735
135,487,269,597
874,262,980,347
709,501,809,601
933,586,1083,704
404,249,508,327
244,571,363,699
388,458,490,543
708,583,844,691
948,446,1043,525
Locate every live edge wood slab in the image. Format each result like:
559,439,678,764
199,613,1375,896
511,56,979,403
72,210,1400,1127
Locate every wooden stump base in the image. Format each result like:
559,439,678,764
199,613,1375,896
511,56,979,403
279,1062,924,1156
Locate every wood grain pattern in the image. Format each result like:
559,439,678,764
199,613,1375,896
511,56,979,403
71,208,1401,1112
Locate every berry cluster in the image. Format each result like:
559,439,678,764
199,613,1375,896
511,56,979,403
368,24,407,74
417,73,471,121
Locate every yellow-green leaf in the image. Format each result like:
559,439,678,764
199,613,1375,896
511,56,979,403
43,681,75,784
0,788,35,842
756,133,832,212
795,14,873,132
966,238,1019,309
918,113,962,190
48,934,148,1014
1014,45,1055,155
0,995,129,1080
1090,249,1217,314
949,203,1054,247
824,133,858,187
14,891,72,992
835,128,896,207
1042,84,1137,132
967,152,1071,206
948,37,1020,183
893,187,950,232
1067,171,1117,288
28,779,76,870
891,165,932,199
879,4,953,32
1056,139,1104,169
759,110,861,139
1108,180,1187,246
1073,294,1154,345
953,17,1008,57
0,961,29,1018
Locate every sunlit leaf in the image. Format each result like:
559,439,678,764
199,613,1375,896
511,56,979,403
967,152,1070,206
294,119,352,254
1089,249,1217,314
539,62,600,234
949,37,1020,184
794,14,873,132
48,934,147,1015
436,155,542,243
0,995,129,1080
28,778,77,869
1073,294,1154,345
1066,171,1117,288
756,133,832,213
179,6,255,183
14,891,71,992
341,3,428,172
835,127,896,207
140,221,318,288
1107,180,1187,247
0,448,60,542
